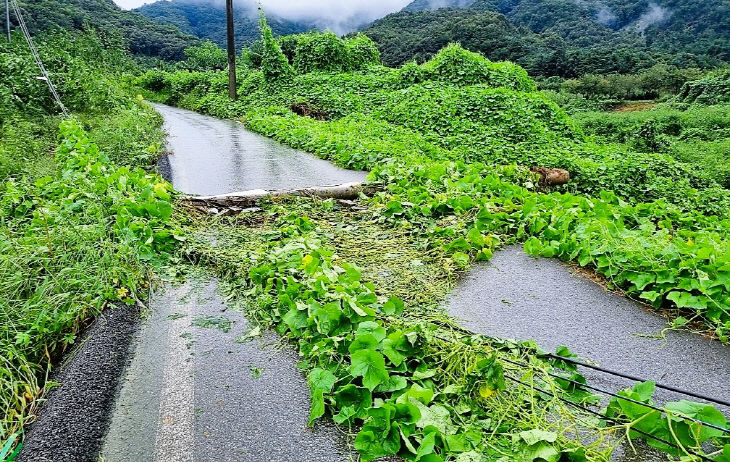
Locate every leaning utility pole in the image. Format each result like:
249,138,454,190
5,0,11,43
226,0,237,100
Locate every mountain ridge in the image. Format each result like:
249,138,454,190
360,0,729,76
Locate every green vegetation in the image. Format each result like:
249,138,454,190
137,22,730,460
0,29,178,451
136,0,311,50
360,0,729,77
3,5,729,460
575,104,730,188
9,0,196,60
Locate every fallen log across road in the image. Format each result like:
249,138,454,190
182,182,380,216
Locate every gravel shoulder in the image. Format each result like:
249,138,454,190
17,303,141,462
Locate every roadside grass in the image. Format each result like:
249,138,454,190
0,106,175,450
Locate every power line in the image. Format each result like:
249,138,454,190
10,0,68,116
503,373,715,462
500,356,730,434
540,353,730,408
431,326,730,409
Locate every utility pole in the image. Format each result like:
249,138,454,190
226,0,237,100
5,0,11,43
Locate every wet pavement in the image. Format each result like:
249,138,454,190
102,281,351,462
447,246,730,407
99,104,364,461
153,103,366,196
448,246,730,460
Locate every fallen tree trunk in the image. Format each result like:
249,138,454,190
182,182,378,216
531,167,570,187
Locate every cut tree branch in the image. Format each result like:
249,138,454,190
182,182,379,216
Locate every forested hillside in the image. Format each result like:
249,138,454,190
361,0,730,76
136,0,313,48
8,0,196,60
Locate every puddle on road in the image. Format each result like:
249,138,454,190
153,103,367,196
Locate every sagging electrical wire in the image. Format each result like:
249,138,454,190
499,356,730,434
502,373,716,462
9,0,68,116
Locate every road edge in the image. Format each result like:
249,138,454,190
16,303,141,462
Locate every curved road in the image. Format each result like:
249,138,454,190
102,104,366,462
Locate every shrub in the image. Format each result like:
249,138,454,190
278,35,300,65
421,44,536,91
294,31,352,74
181,41,228,71
345,34,381,70
395,61,425,87
260,17,293,82
676,70,730,105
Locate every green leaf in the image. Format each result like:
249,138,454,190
349,349,389,391
467,228,485,247
452,252,469,267
519,429,558,446
382,330,415,366
666,291,709,310
308,388,325,426
355,425,401,461
349,333,380,353
282,307,307,332
308,368,337,393
524,237,543,256
356,321,387,342
375,375,408,392
382,296,405,316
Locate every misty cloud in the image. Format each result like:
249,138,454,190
635,2,671,32
595,6,617,26
138,0,413,34
421,0,475,10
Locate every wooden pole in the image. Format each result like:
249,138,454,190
226,0,237,100
5,0,11,43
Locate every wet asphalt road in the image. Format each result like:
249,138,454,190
448,246,730,460
152,103,366,196
447,246,730,407
102,281,351,462
100,105,363,461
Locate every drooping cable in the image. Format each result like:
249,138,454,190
500,356,730,434
503,373,715,462
10,0,68,116
540,353,730,408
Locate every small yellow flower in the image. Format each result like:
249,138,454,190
117,287,129,298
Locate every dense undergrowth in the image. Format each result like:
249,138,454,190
139,21,730,461
575,104,730,188
0,30,177,453
183,199,730,461
139,26,730,338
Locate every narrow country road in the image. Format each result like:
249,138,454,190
101,104,366,462
447,248,730,406
153,103,366,196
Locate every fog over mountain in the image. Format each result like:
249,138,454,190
127,0,412,33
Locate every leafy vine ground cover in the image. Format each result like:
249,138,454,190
139,26,730,339
0,31,178,455
138,21,730,461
